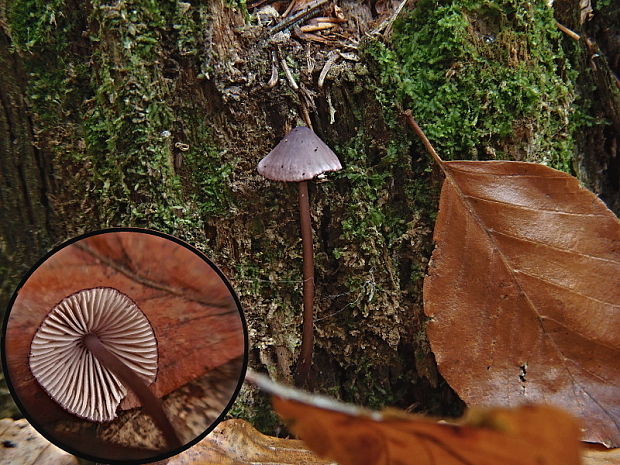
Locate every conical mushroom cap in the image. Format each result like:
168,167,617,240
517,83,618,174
257,127,342,182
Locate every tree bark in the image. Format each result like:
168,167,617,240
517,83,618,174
555,0,620,214
0,24,54,313
0,16,58,418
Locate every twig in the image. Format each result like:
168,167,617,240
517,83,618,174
402,110,443,167
556,22,581,41
326,90,336,124
280,57,299,91
556,21,620,89
371,0,409,36
318,51,339,89
300,101,313,130
312,16,347,24
282,0,297,18
270,0,328,35
266,50,279,88
306,43,315,74
293,27,332,45
301,23,338,33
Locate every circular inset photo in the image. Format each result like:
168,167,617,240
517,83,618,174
2,228,248,464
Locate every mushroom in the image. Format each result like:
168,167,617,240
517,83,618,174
257,126,342,384
29,287,181,448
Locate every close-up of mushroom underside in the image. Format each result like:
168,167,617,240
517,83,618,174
3,231,246,460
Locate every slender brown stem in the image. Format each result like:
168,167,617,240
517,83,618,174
403,110,444,168
295,180,314,385
83,334,182,450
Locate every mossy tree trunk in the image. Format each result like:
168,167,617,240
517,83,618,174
1,0,617,430
555,0,620,213
0,23,55,312
0,18,59,418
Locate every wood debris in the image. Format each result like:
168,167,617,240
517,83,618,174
250,0,405,108
253,0,353,45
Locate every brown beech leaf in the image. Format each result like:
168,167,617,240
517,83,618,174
0,418,77,465
422,158,620,447
247,371,581,465
403,111,620,447
581,443,620,465
160,418,332,465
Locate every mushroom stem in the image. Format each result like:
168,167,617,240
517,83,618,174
296,180,314,384
83,334,182,450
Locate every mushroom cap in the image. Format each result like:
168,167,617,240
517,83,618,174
257,126,342,182
29,287,158,422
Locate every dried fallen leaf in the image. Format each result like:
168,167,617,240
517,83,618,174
404,113,620,447
0,418,77,465
161,418,332,465
582,443,620,465
246,371,581,465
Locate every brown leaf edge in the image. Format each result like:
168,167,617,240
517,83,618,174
246,370,582,465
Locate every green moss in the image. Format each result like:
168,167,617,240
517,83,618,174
172,1,202,57
366,0,577,172
232,224,305,352
335,132,410,251
593,0,613,9
308,120,435,406
79,0,181,228
6,0,230,235
8,0,91,124
179,124,236,218
8,0,71,52
224,0,248,17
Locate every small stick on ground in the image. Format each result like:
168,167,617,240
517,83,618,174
270,0,328,35
300,101,314,130
318,51,339,89
281,57,299,90
402,110,443,167
267,50,279,88
556,22,581,41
